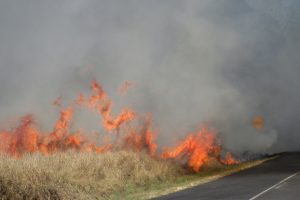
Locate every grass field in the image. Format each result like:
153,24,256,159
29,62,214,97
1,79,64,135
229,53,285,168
0,151,266,200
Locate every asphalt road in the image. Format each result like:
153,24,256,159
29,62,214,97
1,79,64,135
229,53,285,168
154,152,300,200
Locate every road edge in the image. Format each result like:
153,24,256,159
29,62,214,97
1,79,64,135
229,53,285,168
146,156,279,199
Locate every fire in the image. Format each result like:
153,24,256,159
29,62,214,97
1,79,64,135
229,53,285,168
162,126,225,172
0,80,238,172
123,116,157,156
77,80,135,132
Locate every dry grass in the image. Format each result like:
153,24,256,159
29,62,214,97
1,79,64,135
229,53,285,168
0,151,269,200
0,151,183,200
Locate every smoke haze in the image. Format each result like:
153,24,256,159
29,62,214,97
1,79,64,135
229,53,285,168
1,0,300,154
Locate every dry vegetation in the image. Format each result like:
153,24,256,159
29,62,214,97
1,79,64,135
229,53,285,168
0,151,265,200
0,151,183,200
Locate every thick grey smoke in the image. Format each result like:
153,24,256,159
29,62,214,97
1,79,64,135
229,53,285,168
0,0,299,154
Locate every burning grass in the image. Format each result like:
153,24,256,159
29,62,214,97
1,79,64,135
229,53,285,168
0,151,183,200
0,80,238,172
0,80,242,199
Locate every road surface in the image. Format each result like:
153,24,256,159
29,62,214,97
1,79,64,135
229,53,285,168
155,152,300,200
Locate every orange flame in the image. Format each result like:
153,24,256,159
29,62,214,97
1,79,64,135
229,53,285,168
77,80,135,132
161,127,218,172
0,80,238,172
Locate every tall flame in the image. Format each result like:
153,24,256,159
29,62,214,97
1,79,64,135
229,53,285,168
0,80,238,172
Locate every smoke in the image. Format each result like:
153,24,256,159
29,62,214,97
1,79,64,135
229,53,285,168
0,0,299,154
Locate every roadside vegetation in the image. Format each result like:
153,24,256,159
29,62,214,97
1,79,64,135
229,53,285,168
0,151,267,200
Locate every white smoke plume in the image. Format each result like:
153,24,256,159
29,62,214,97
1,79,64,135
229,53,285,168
0,0,299,154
